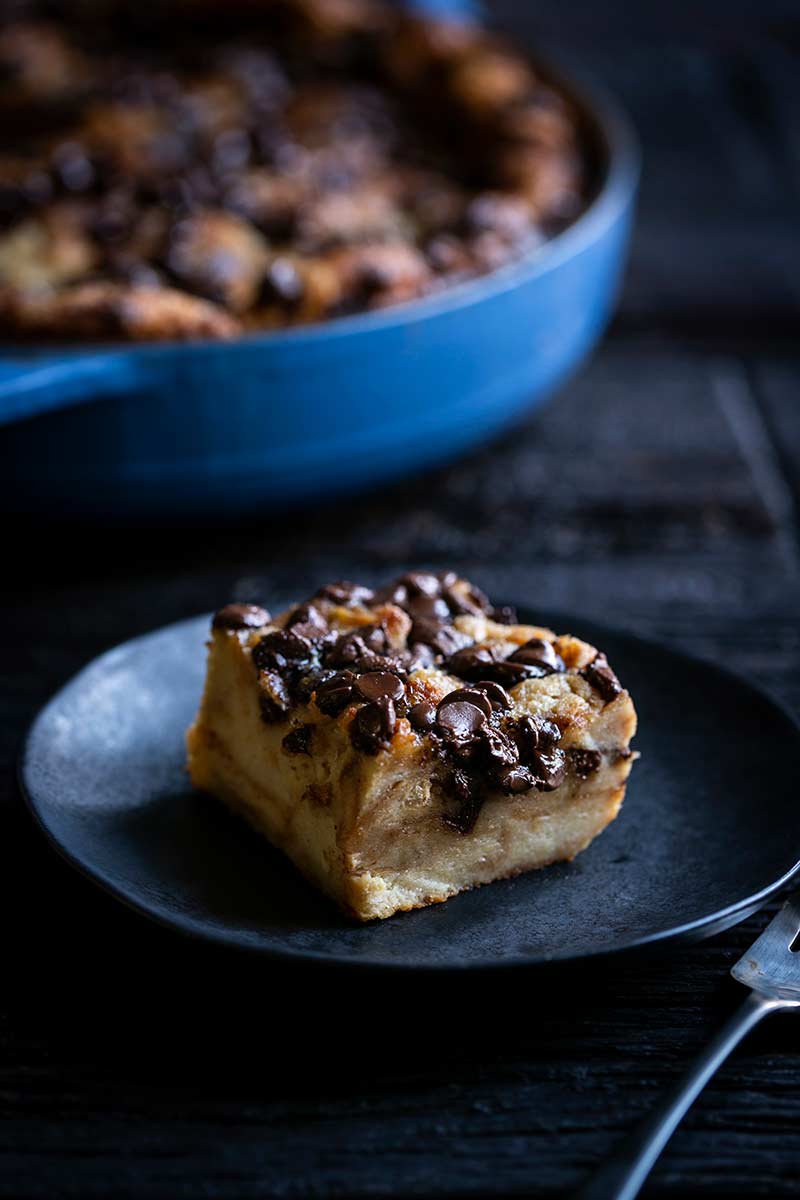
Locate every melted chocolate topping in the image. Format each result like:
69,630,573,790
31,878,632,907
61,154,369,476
355,671,405,703
214,572,624,833
212,602,270,630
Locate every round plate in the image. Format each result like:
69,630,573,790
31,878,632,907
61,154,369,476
19,611,800,970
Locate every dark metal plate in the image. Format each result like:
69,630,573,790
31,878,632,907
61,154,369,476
19,611,800,970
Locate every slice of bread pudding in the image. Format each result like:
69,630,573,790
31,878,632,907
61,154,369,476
187,573,637,921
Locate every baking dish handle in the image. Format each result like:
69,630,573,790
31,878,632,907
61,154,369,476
0,352,147,426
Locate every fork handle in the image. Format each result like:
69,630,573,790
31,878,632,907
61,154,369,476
577,991,790,1200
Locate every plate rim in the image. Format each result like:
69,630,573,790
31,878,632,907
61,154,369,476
18,610,800,972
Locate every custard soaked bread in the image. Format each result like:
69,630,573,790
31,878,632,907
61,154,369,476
187,574,637,920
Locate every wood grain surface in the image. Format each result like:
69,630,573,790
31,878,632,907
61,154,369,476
2,2,800,1196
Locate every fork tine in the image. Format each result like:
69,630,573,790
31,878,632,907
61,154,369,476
731,891,800,996
783,894,800,947
756,893,800,949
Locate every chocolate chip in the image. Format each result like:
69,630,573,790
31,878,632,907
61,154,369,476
489,604,518,625
315,670,359,716
465,583,491,612
494,765,536,795
356,671,405,703
445,645,496,680
356,634,392,663
289,621,328,643
512,714,561,761
436,698,487,738
371,577,409,606
400,571,442,597
405,593,450,622
405,643,436,671
530,747,567,791
212,602,270,630
293,668,328,703
412,620,472,658
283,724,314,755
437,571,459,589
442,687,493,721
481,727,519,770
539,719,562,745
409,701,437,731
315,581,374,607
508,638,564,674
326,625,388,668
441,581,491,618
258,671,291,722
441,586,481,617
441,767,482,833
489,659,548,687
266,628,311,657
325,632,367,668
253,629,312,671
356,653,408,677
371,571,443,609
286,603,327,632
581,653,622,703
350,696,396,754
473,680,512,710
569,748,602,778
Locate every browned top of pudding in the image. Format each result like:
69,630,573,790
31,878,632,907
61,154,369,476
0,0,588,341
212,571,628,832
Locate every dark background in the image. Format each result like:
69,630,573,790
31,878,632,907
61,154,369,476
4,1,800,1196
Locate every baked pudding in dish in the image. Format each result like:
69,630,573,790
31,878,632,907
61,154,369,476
187,574,637,921
0,0,588,340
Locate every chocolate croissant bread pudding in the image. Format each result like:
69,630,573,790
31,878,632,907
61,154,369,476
187,574,637,921
0,0,588,340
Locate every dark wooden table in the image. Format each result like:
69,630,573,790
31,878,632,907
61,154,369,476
3,2,800,1196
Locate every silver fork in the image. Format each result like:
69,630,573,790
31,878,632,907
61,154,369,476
579,893,800,1200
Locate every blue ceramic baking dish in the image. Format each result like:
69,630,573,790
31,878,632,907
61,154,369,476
0,55,638,519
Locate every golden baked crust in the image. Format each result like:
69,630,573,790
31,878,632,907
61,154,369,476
187,576,637,921
0,1,586,340
0,281,239,341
